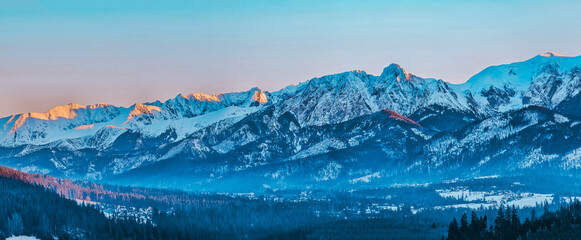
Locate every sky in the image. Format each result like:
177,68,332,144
1,0,580,117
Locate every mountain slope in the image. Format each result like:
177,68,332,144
1,53,581,191
452,52,581,114
417,106,581,175
106,108,428,191
0,89,267,147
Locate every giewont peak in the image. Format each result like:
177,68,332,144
381,63,412,81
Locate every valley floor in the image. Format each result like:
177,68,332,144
1,165,580,239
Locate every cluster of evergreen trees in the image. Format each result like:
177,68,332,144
1,171,448,240
447,201,581,240
0,165,229,210
0,175,227,239
5,163,581,240
0,165,456,239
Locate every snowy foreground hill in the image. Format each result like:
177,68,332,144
6,236,39,240
1,52,581,191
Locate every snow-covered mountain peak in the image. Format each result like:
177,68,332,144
3,53,581,151
301,71,368,91
178,92,222,102
538,52,567,57
21,103,107,121
87,103,112,108
251,88,268,104
5,54,581,189
380,63,412,82
450,53,581,113
174,87,269,106
30,103,82,120
2,103,119,134
461,53,580,88
457,53,578,91
127,103,161,121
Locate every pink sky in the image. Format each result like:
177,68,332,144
1,0,580,117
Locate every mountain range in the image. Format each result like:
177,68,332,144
1,52,580,191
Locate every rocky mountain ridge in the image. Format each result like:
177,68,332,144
1,52,580,191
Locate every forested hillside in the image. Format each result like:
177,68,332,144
446,202,581,240
4,165,578,240
0,166,452,239
0,172,228,240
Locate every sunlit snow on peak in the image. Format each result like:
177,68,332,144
251,89,268,104
179,92,222,102
538,52,567,57
381,63,412,81
127,103,161,121
6,103,116,134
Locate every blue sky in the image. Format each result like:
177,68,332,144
1,0,580,116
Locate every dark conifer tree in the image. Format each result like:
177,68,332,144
460,213,469,237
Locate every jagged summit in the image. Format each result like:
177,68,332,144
251,88,268,104
9,103,113,121
381,63,412,81
2,54,581,190
450,52,581,113
303,63,412,87
2,53,581,148
174,87,267,105
127,103,161,120
538,52,567,57
178,92,222,102
2,103,118,135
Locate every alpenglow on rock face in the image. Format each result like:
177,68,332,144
1,53,581,191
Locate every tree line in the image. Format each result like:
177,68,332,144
0,165,233,210
0,173,233,239
447,201,581,240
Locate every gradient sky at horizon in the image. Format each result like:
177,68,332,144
1,0,580,117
